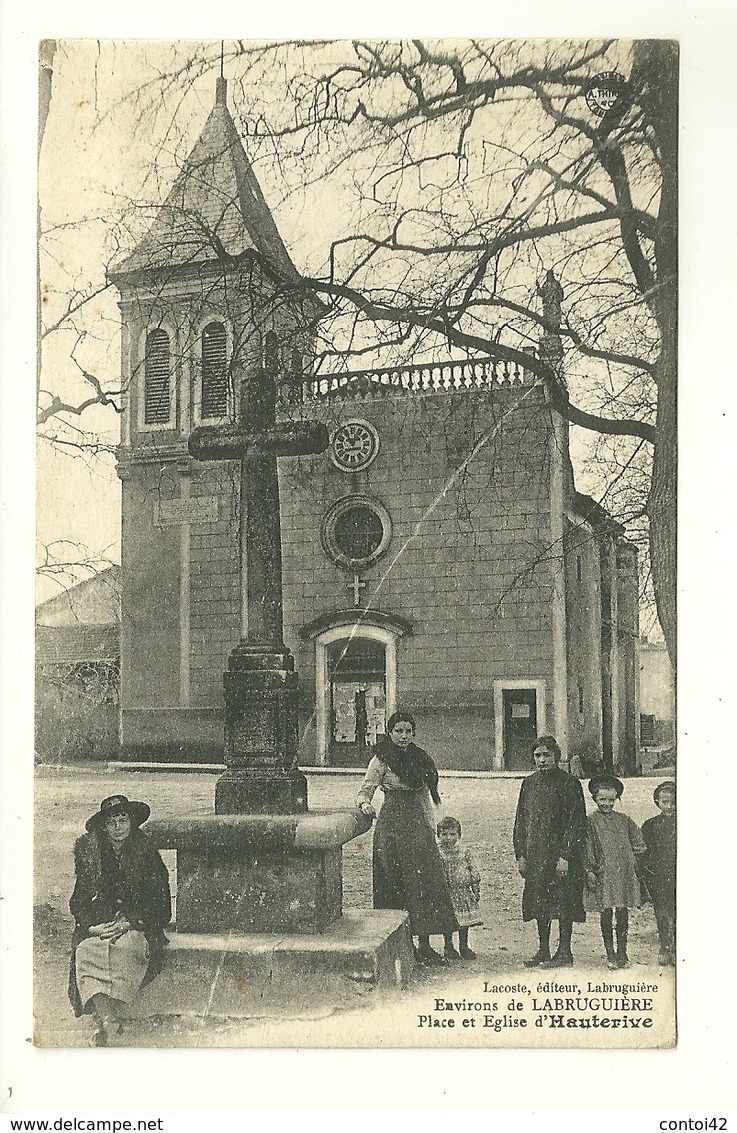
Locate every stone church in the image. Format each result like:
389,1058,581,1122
110,80,639,775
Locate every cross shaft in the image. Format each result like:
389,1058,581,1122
189,370,328,645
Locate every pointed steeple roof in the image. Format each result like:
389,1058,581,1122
111,80,300,282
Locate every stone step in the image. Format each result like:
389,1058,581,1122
132,910,414,1019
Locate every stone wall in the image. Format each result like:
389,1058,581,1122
280,387,557,769
615,541,640,774
117,361,641,773
564,519,605,773
120,455,239,761
118,383,563,769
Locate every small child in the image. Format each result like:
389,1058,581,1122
641,781,676,966
436,817,482,960
584,776,646,970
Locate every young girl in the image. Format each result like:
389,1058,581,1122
584,776,646,970
436,817,482,960
641,781,676,966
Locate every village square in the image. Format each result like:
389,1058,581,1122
34,765,673,1047
34,40,676,1048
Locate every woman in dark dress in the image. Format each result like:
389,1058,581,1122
68,794,171,1045
357,711,458,965
513,735,587,968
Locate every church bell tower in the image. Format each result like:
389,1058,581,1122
109,78,322,765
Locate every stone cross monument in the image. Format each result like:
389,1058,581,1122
111,82,413,1017
189,360,328,814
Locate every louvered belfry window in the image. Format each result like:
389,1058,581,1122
201,322,228,419
144,329,171,425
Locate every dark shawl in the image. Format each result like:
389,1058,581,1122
375,735,442,805
68,828,171,1016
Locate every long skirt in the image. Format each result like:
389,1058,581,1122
522,870,586,923
74,930,149,1011
373,792,458,938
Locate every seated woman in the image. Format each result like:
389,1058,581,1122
68,794,171,1046
357,710,458,965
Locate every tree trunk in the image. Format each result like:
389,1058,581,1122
635,40,679,670
649,351,677,670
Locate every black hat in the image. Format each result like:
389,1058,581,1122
85,794,151,833
588,775,624,799
653,780,676,804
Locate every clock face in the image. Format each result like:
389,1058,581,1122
330,420,379,472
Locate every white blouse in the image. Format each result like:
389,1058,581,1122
356,756,436,828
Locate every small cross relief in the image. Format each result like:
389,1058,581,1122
347,574,367,607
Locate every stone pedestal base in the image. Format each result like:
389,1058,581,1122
177,846,341,934
146,809,373,935
218,642,307,815
132,911,414,1020
214,769,308,816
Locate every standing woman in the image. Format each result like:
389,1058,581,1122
513,736,587,968
68,794,171,1045
357,711,458,964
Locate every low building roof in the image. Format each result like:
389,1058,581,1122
36,566,120,629
570,491,625,537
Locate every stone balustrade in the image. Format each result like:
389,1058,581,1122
298,355,534,401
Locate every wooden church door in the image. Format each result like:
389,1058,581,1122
327,637,386,767
502,688,538,770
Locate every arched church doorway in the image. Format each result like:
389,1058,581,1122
327,636,387,766
305,617,409,768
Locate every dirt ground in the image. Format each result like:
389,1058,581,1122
34,766,673,1048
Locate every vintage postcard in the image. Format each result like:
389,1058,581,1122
33,37,678,1052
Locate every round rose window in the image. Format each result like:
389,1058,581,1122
321,496,392,569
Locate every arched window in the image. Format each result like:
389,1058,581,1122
144,329,171,425
280,346,303,405
264,330,279,375
201,322,228,419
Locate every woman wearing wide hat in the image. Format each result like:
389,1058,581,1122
67,794,171,1045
